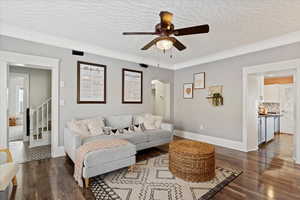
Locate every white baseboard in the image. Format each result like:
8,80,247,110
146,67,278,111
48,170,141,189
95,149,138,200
174,130,246,152
51,146,65,158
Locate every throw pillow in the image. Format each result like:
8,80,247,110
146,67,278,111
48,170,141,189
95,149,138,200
86,117,105,136
135,114,163,130
152,115,163,129
67,119,90,137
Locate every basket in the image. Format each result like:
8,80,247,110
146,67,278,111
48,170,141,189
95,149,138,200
169,140,215,182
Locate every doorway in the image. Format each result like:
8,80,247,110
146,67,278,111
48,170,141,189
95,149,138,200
151,80,171,121
0,50,62,158
243,59,300,164
8,65,52,163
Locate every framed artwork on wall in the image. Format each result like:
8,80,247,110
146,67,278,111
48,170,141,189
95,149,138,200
77,61,106,104
193,72,205,89
122,68,143,104
183,83,193,99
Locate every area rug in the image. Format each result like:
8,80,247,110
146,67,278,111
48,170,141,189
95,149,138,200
90,154,242,200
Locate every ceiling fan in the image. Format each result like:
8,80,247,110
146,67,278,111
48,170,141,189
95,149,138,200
123,11,209,51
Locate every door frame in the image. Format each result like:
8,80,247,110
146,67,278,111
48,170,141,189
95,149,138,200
0,50,63,157
242,58,300,164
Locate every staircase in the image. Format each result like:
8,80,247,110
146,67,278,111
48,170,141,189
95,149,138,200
29,98,51,148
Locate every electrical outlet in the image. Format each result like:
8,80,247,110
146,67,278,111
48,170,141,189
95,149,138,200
200,124,205,130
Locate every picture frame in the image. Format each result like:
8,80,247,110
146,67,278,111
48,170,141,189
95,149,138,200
193,72,205,89
77,61,106,104
122,68,143,104
183,83,193,99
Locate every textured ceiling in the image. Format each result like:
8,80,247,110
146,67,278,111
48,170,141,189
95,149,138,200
1,0,300,68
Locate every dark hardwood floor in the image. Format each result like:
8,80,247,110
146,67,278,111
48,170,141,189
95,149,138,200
10,134,300,200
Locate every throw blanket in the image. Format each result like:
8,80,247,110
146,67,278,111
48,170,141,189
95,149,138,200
74,139,129,187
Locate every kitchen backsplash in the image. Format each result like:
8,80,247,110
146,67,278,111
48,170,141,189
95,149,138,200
261,102,280,113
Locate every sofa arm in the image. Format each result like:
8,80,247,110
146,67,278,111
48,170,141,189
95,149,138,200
64,128,82,161
161,123,174,133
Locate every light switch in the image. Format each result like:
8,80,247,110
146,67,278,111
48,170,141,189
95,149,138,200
60,81,65,88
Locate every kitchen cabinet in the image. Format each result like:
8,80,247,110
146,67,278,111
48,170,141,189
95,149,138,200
266,117,275,142
264,85,280,102
274,116,280,134
258,117,266,145
258,115,279,144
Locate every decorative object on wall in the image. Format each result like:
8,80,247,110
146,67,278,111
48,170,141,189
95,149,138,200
207,85,224,106
194,72,205,89
122,68,143,104
183,83,193,99
77,61,106,104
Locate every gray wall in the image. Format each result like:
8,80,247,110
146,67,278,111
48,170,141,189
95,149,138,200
174,42,300,142
10,66,51,108
0,35,174,146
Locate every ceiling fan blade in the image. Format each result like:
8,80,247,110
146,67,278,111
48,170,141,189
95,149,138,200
173,24,209,36
141,37,161,50
160,11,173,25
169,37,186,51
123,32,158,35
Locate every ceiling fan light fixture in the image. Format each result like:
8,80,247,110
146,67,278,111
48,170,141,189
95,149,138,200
156,39,173,50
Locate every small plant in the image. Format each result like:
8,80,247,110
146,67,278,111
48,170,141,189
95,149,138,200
211,93,223,106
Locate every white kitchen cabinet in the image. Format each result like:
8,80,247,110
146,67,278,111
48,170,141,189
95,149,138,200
266,117,275,142
264,85,280,102
258,117,266,145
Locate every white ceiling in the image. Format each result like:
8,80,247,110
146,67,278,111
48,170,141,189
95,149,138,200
1,0,300,69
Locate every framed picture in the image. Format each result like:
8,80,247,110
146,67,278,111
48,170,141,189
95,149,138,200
122,68,143,104
183,83,193,99
77,61,106,104
194,72,205,89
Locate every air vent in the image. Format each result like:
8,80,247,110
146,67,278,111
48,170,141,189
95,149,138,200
139,63,148,68
72,50,84,56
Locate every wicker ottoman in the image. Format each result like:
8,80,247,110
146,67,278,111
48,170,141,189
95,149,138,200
169,139,215,182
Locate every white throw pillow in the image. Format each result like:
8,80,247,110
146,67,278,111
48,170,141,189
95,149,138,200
86,117,105,136
67,119,90,137
152,115,163,129
138,114,163,130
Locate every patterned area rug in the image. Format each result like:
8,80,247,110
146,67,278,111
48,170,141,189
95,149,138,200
90,154,242,200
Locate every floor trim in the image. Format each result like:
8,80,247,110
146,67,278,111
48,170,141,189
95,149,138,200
174,130,246,152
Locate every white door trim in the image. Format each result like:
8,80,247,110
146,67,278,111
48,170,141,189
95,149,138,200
0,50,63,157
242,58,300,164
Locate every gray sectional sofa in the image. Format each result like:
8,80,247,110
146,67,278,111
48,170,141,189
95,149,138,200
64,114,174,186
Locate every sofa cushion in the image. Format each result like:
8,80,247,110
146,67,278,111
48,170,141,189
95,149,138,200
83,142,136,167
105,115,133,129
144,129,173,141
118,132,148,144
81,132,148,145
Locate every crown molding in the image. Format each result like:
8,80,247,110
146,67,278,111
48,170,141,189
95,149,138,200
0,23,172,69
2,23,300,71
173,30,300,70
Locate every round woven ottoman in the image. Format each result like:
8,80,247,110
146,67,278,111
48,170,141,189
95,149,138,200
169,139,215,182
